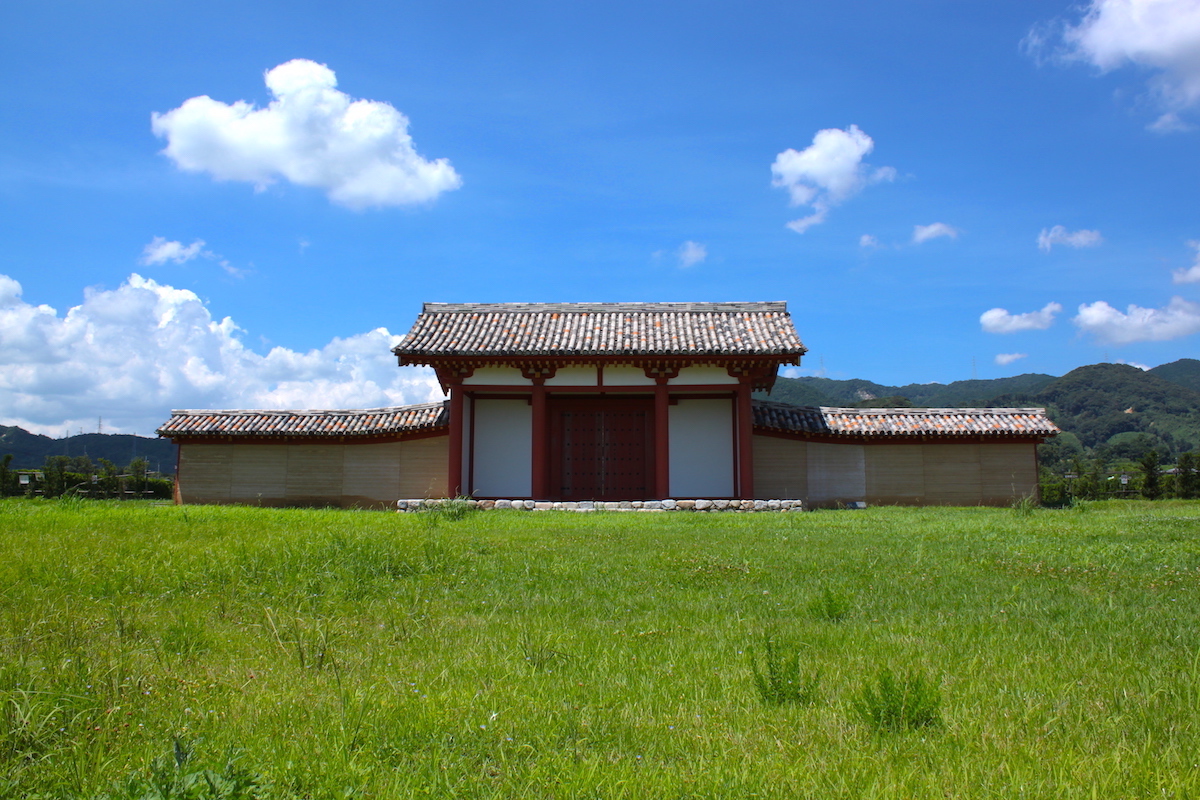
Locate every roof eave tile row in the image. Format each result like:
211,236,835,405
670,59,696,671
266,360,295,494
156,402,447,439
753,401,1059,438
159,400,1058,440
394,302,807,359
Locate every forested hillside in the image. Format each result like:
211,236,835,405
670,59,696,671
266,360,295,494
764,373,1058,408
1149,358,1200,393
0,426,176,472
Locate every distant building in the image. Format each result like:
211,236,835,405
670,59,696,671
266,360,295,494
158,302,1057,507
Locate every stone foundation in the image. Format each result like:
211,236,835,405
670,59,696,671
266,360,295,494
396,498,805,512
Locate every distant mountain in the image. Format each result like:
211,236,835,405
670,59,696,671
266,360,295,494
762,360,1200,458
1150,358,1200,393
992,363,1200,454
763,372,1058,408
0,426,177,472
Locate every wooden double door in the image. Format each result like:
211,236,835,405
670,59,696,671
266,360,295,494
548,397,655,501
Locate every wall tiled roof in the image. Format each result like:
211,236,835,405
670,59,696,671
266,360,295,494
159,399,1056,441
753,400,1059,438
394,302,806,359
157,402,447,439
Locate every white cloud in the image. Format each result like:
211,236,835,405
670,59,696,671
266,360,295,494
1029,0,1200,123
1116,359,1151,370
771,125,894,234
139,236,244,277
0,275,22,308
995,353,1029,366
1037,225,1104,251
151,59,462,209
859,234,880,248
1148,111,1196,132
1074,296,1200,343
1172,240,1200,283
912,222,959,244
980,302,1063,333
677,241,707,268
779,365,827,379
140,237,207,265
0,273,442,436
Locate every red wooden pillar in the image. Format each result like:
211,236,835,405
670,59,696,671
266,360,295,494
736,377,755,499
447,381,465,497
654,378,670,499
531,379,548,499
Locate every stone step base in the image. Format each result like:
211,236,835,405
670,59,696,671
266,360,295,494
397,498,804,512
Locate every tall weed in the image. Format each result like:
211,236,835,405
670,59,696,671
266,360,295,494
807,586,853,622
853,667,941,732
749,633,820,707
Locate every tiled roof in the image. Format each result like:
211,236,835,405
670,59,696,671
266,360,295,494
158,399,1057,441
157,402,447,439
394,302,806,359
753,400,1059,438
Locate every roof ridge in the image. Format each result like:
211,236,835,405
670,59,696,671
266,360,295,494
753,399,1051,415
167,400,447,416
421,301,789,313
818,406,1052,414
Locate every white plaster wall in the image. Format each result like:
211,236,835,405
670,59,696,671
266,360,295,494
672,366,738,385
603,366,656,386
807,442,866,504
463,367,529,385
669,399,734,497
471,398,532,497
545,367,597,386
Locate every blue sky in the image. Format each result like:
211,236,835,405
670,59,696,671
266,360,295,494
3,0,1200,435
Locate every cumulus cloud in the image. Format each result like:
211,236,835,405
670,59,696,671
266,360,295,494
980,302,1063,333
1037,225,1104,251
1074,296,1200,343
771,125,895,234
677,241,707,268
0,275,22,308
0,273,442,436
141,237,206,265
1028,0,1200,123
859,234,880,248
995,353,1029,366
151,59,462,209
1172,240,1200,283
912,222,959,244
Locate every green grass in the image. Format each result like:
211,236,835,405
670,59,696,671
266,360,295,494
2,499,1199,798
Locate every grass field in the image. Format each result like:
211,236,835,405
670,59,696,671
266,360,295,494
1,499,1199,798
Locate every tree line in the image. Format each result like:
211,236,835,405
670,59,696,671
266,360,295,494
0,453,174,499
1039,446,1198,504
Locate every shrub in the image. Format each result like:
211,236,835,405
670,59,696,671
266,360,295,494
852,667,941,732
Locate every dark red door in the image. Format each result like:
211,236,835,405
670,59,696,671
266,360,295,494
549,397,654,500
